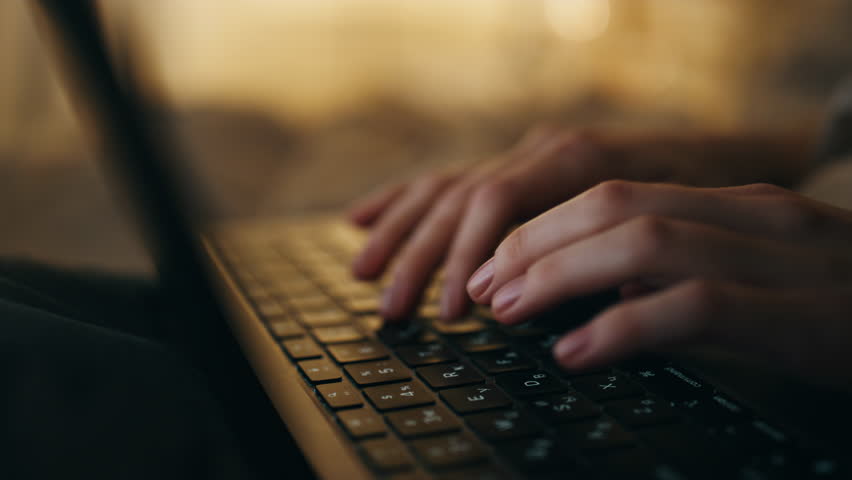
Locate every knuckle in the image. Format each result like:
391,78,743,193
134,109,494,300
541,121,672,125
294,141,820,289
627,215,674,262
527,255,562,289
496,226,529,264
417,172,453,192
588,180,637,214
679,279,722,330
472,176,517,208
771,196,823,233
740,182,785,195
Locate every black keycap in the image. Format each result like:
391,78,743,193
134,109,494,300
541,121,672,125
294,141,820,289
640,423,739,475
268,318,304,338
364,380,435,411
606,396,678,428
346,359,411,386
441,385,512,414
338,408,386,438
558,417,636,451
378,323,438,346
452,330,509,353
282,338,323,360
328,341,389,363
527,391,600,423
299,358,342,383
410,433,487,469
589,447,674,480
311,325,364,344
706,420,789,456
438,465,510,480
396,343,456,366
432,317,487,335
571,373,644,402
386,405,461,438
471,349,536,374
317,380,363,409
418,362,484,389
466,409,542,441
360,437,414,472
677,393,748,426
495,371,568,397
627,362,710,402
299,308,351,327
514,333,560,357
498,436,574,474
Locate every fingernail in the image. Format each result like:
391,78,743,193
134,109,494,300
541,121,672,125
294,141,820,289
554,330,590,364
466,258,494,299
492,276,524,314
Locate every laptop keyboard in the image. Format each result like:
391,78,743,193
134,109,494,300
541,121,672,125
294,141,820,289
215,220,845,480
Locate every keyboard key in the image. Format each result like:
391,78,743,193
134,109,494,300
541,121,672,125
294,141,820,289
396,343,456,366
606,396,678,428
589,447,678,480
627,362,710,402
386,405,461,438
411,433,487,469
441,385,512,414
677,393,748,426
364,380,435,411
452,330,509,353
495,371,568,397
418,362,484,389
471,349,536,374
282,338,323,360
559,417,635,451
432,317,487,335
312,325,365,344
268,318,304,338
571,373,643,402
328,341,389,363
640,423,739,475
299,358,342,383
514,333,560,358
317,380,363,409
706,420,789,456
345,359,411,386
338,408,386,438
437,465,510,480
466,409,542,441
299,308,351,327
360,437,414,472
288,295,337,312
498,436,574,474
256,300,287,317
527,392,600,423
379,323,438,346
343,297,381,313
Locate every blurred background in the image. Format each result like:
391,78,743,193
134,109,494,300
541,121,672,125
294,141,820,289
1,0,851,273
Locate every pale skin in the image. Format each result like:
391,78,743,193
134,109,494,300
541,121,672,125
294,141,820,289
347,125,852,388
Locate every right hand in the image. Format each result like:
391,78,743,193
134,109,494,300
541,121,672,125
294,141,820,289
348,125,618,321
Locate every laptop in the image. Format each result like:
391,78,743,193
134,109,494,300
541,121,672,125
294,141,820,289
31,1,850,478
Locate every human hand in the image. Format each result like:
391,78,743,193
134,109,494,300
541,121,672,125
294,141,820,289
468,181,852,387
348,125,616,321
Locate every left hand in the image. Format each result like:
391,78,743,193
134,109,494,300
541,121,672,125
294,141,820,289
466,180,852,387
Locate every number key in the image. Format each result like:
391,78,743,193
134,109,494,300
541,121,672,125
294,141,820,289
386,405,461,438
364,380,435,411
345,359,411,386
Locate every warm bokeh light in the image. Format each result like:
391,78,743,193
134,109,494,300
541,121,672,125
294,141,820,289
543,0,610,42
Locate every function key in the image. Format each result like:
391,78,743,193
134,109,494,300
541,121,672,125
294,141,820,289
364,380,435,411
527,391,600,423
441,385,512,414
328,341,389,363
606,396,678,428
410,433,487,469
495,371,568,397
360,437,414,472
268,318,305,339
432,317,487,335
471,349,536,374
386,405,461,438
396,343,456,367
497,436,575,474
345,359,412,386
466,409,542,442
299,358,342,383
282,338,323,360
312,325,365,344
558,417,636,451
337,408,386,438
317,380,363,409
418,362,484,389
571,373,643,402
452,330,509,353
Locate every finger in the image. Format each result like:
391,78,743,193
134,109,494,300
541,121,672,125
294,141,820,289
553,281,852,386
473,181,832,303
352,174,455,279
380,181,476,320
490,216,846,324
347,182,408,227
